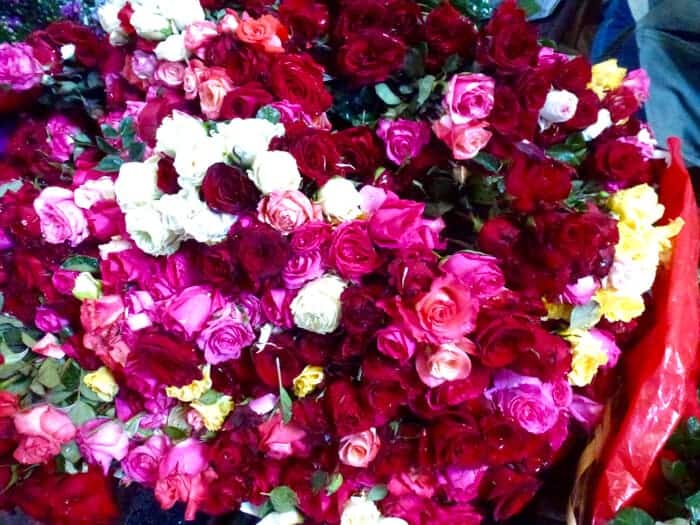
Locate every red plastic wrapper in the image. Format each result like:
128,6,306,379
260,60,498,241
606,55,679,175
569,138,700,525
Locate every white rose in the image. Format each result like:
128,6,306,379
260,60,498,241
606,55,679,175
74,176,116,209
257,511,304,525
125,205,182,256
98,237,132,260
156,110,207,157
72,272,103,301
130,7,171,40
115,157,162,210
291,274,347,334
607,256,658,296
157,191,237,245
154,33,188,62
249,151,302,195
317,177,363,221
109,30,130,47
582,109,613,141
340,496,381,525
98,0,127,33
378,519,408,525
538,89,579,130
173,135,228,189
162,0,206,30
216,119,285,166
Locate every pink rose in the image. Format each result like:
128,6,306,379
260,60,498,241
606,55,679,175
32,333,66,359
328,220,382,280
257,412,307,459
376,118,431,165
158,437,208,478
130,50,157,80
399,275,477,343
199,68,234,119
376,325,416,362
388,471,437,499
183,61,203,100
439,466,487,503
444,73,495,125
34,187,89,246
623,69,650,103
13,436,62,465
197,303,256,364
76,419,130,475
80,295,125,332
415,340,474,388
13,405,76,464
257,190,321,234
368,197,425,249
161,285,216,340
123,434,171,485
0,43,43,91
184,21,219,56
155,61,186,87
34,306,69,333
338,427,381,468
290,221,332,253
46,115,79,162
52,269,80,295
591,328,621,368
261,288,295,328
218,10,240,34
561,275,598,305
282,250,324,289
155,469,215,522
441,252,505,301
433,117,492,160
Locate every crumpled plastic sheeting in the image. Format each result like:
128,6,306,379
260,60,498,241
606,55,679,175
584,138,700,524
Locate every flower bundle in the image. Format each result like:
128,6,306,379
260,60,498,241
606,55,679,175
0,1,692,525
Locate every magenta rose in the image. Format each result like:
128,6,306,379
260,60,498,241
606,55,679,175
376,118,431,165
444,73,495,125
123,435,171,485
328,220,382,280
197,303,256,365
0,43,43,90
368,197,425,249
76,419,130,475
375,325,416,362
33,187,89,246
45,115,79,162
34,306,69,333
161,285,217,340
441,252,505,301
290,221,332,253
282,250,324,289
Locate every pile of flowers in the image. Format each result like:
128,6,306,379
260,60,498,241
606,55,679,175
0,1,687,524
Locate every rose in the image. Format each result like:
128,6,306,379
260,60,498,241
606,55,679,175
74,176,116,210
316,177,363,222
155,61,186,87
622,69,650,102
291,274,347,334
504,155,573,213
0,43,43,91
128,50,157,82
0,392,19,418
368,197,425,249
287,127,340,185
376,119,431,165
219,83,274,120
236,224,290,281
282,250,324,289
216,118,284,167
156,111,207,157
249,150,302,194
279,0,329,42
45,115,78,162
424,2,477,68
162,285,216,340
115,158,162,209
197,303,256,364
34,306,68,333
333,126,384,179
593,139,651,186
444,73,495,125
236,13,287,53
257,413,307,459
201,163,260,214
431,417,483,468
603,86,639,123
340,496,381,525
432,117,492,160
538,89,579,130
441,252,505,301
76,419,129,475
291,221,332,253
169,0,206,30
415,340,474,388
31,334,66,359
341,285,387,335
258,190,320,234
269,54,332,115
199,68,234,120
130,8,170,40
376,326,416,362
13,405,76,464
184,21,219,55
338,428,381,468
33,187,89,246
328,221,382,280
126,330,202,389
123,434,171,485
172,134,229,190
155,34,188,62
337,30,407,86
480,2,539,72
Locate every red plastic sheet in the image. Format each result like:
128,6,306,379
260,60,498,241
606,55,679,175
583,138,700,524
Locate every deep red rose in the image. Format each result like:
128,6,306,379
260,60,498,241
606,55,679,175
325,379,373,435
235,224,290,281
25,30,61,73
45,21,104,68
514,330,571,381
279,0,329,43
475,311,540,368
208,429,257,476
206,34,235,66
431,417,484,468
381,494,434,525
333,0,388,41
269,54,332,115
252,333,303,388
555,56,592,93
388,246,439,304
297,332,337,365
491,85,536,140
482,466,542,521
518,69,552,113
479,1,540,72
328,220,383,280
505,154,573,212
565,89,600,130
603,85,640,122
201,163,260,214
363,382,405,427
341,284,388,335
424,2,478,69
126,330,202,388
221,41,270,85
428,364,492,406
284,125,340,185
337,29,407,86
478,217,521,261
333,126,384,179
219,82,274,120
239,0,277,17
387,0,424,41
290,221,332,254
0,182,41,241
200,0,227,8
199,241,243,291
156,156,180,194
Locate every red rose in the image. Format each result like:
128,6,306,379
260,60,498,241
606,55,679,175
222,42,271,85
333,126,384,179
518,69,552,113
219,82,274,120
201,163,260,214
431,417,484,468
388,246,439,303
252,333,303,388
341,284,388,335
475,311,539,368
477,217,521,261
479,1,540,72
482,466,542,521
136,91,188,147
603,85,640,122
565,89,600,130
156,156,180,194
45,21,104,68
505,154,573,212
279,0,329,43
234,224,290,281
328,220,383,280
333,0,388,41
337,30,407,86
269,54,332,115
554,56,592,93
126,330,203,388
284,125,340,185
593,139,652,186
491,85,536,140
117,3,136,35
425,2,478,69
386,0,424,42
325,379,373,435
25,30,61,73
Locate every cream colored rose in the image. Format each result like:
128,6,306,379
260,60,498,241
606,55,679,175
216,118,285,167
73,272,103,301
539,89,579,130
290,275,347,334
317,177,363,222
340,497,381,525
130,8,171,41
124,205,182,256
156,110,207,157
249,151,302,195
154,34,188,62
173,135,228,189
115,158,162,210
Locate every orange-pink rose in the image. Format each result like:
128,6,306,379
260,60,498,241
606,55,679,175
257,190,321,234
199,67,234,119
235,13,288,54
338,427,381,468
415,339,474,387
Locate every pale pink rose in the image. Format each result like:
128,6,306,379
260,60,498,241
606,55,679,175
258,190,321,234
197,303,256,364
415,340,473,387
131,50,157,79
249,393,278,415
623,69,650,103
34,306,69,333
13,405,76,464
32,333,66,359
155,61,187,87
124,290,156,331
218,10,240,34
441,252,505,301
199,68,234,119
46,115,79,162
122,434,171,485
433,116,492,160
73,176,116,209
76,419,130,475
0,43,43,90
338,428,381,468
375,325,416,362
184,21,219,57
538,89,578,130
257,413,307,459
161,285,216,340
186,409,205,431
183,60,206,100
34,187,89,246
444,73,495,125
359,185,393,214
282,250,324,289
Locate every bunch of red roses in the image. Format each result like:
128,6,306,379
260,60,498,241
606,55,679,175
0,1,686,525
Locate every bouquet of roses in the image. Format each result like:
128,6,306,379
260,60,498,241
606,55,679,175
0,1,696,524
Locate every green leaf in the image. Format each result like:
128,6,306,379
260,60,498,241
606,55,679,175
164,426,187,440
124,414,143,436
453,0,494,19
256,106,282,124
416,75,436,107
279,387,293,424
367,484,388,502
48,388,75,405
547,133,588,167
609,508,655,525
119,117,135,136
37,359,62,389
472,152,504,173
326,472,343,496
443,54,462,75
686,491,700,522
68,400,96,426
570,301,602,331
95,155,124,173
311,470,328,493
0,179,23,198
128,142,146,162
199,390,220,405
61,255,99,273
662,459,690,488
61,361,82,391
375,83,402,106
269,486,298,513
96,136,119,155
101,125,119,139
73,131,93,146
61,441,82,464
519,0,540,17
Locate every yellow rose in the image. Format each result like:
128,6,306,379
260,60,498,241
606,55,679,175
594,289,645,323
608,183,665,229
190,394,234,432
564,329,610,387
83,366,119,402
615,222,658,263
166,365,212,402
293,365,325,399
589,59,627,99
